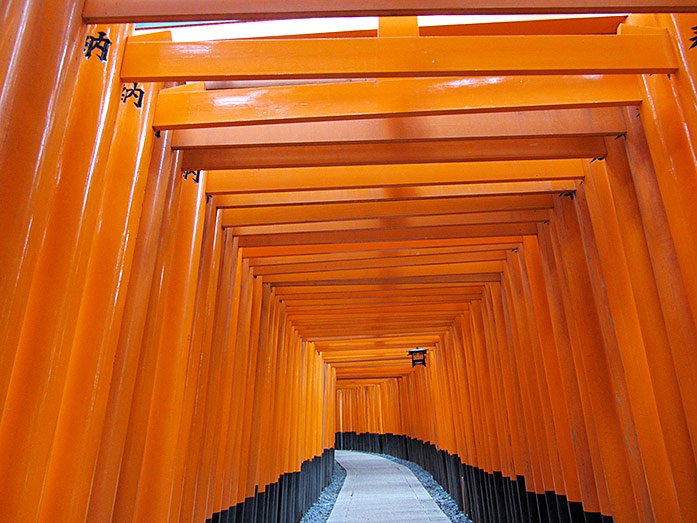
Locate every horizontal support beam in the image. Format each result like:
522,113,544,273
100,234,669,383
254,251,508,275
83,1,697,23
123,34,676,82
215,182,576,207
237,223,538,246
305,324,451,333
274,274,503,286
313,334,443,343
296,313,465,322
291,312,463,320
311,331,448,340
279,290,484,301
292,315,461,323
172,107,627,147
224,209,551,235
207,159,586,194
158,76,640,130
275,283,486,295
222,194,553,226
324,353,420,361
293,299,477,318
243,238,522,258
183,136,606,169
248,243,520,266
334,374,415,379
261,260,504,283
316,334,440,344
326,357,424,366
283,296,482,307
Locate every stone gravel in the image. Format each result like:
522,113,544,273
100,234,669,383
300,460,347,523
377,453,471,523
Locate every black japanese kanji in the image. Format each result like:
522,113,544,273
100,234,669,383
183,170,201,184
121,83,145,108
84,31,112,62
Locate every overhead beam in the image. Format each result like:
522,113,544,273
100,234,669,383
313,334,443,342
315,334,440,344
183,136,606,170
221,194,553,226
240,236,525,257
291,315,461,322
172,107,626,147
290,311,464,319
282,296,482,307
274,283,486,295
224,209,551,235
277,289,484,300
236,223,539,246
83,1,697,22
303,324,452,333
310,331,448,341
157,76,640,130
123,34,676,82
246,243,521,265
209,162,585,196
253,251,508,275
323,351,420,360
213,182,577,207
206,159,586,194
288,309,468,318
271,273,503,285
324,356,422,365
261,260,504,283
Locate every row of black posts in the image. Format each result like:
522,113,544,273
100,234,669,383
335,432,612,523
208,448,334,523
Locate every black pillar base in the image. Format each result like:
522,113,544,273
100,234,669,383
208,448,335,523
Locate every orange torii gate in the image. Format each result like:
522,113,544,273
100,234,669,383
2,2,697,522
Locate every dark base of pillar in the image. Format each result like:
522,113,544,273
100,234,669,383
335,432,613,523
206,448,334,523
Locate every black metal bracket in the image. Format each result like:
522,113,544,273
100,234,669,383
84,31,111,62
560,191,576,200
183,170,201,184
690,26,697,49
590,156,606,163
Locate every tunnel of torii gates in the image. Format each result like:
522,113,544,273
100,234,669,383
7,2,697,523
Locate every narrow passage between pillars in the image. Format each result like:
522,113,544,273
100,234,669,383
328,450,450,523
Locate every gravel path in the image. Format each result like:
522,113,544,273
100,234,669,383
377,453,471,523
327,451,450,522
300,450,470,523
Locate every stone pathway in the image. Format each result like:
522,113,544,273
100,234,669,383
327,450,451,522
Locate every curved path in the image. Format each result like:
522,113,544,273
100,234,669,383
327,450,451,523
